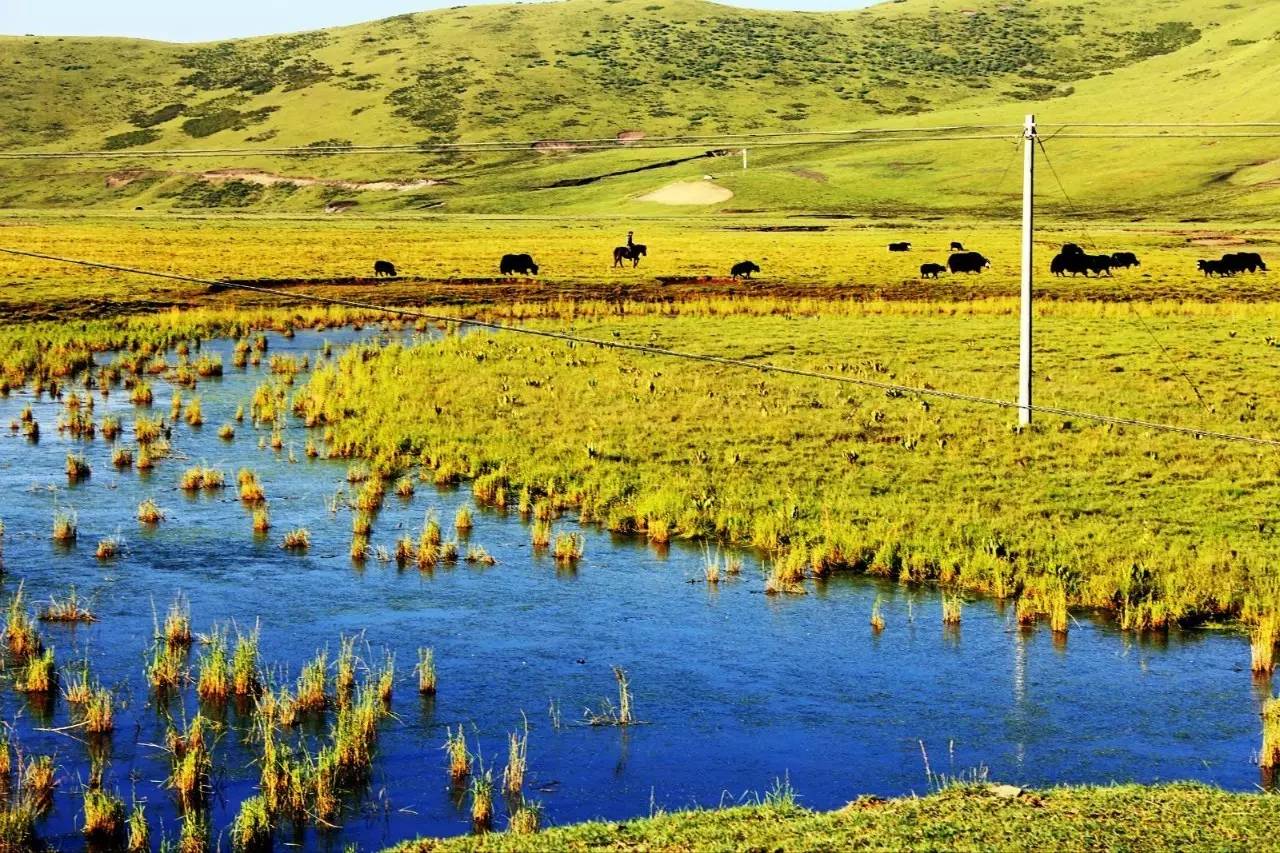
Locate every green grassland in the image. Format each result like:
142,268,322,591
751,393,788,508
292,299,1280,629
389,783,1280,851
0,0,1278,216
1,214,1278,321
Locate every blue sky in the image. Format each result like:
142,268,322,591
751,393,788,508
5,0,881,42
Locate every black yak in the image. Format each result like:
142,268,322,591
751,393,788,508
920,262,946,279
888,241,911,252
1083,254,1113,276
950,241,964,251
1198,259,1227,277
1222,251,1268,273
1110,251,1140,269
731,261,761,279
500,253,539,276
948,251,990,274
373,260,397,278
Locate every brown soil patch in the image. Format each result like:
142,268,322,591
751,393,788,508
790,167,829,183
1186,232,1248,247
199,168,445,192
105,171,147,189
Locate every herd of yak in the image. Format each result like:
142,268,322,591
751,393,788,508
903,240,1268,279
369,234,1268,281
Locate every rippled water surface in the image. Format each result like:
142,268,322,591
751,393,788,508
0,326,1266,850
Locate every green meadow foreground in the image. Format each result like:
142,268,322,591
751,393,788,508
390,784,1280,851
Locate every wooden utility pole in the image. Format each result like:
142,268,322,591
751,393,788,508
1019,114,1036,426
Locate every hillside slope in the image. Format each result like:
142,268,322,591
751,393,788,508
1,0,1278,216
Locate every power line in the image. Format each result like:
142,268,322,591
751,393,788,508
1047,133,1280,139
1043,122,1280,128
1,246,1275,449
3,121,1279,161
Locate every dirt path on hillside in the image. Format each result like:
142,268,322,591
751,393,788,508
105,168,446,193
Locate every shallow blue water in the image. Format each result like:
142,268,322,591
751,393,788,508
0,325,1267,850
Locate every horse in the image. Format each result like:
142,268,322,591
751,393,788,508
612,244,647,268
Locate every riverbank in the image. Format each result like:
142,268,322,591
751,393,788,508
389,783,1280,851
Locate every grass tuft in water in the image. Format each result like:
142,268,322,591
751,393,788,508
335,635,357,709
232,626,263,697
455,505,473,534
4,586,44,661
281,528,311,551
942,594,964,626
508,799,543,834
167,714,212,812
1253,614,1279,675
82,786,125,840
52,509,77,543
163,595,193,647
38,587,95,622
1262,697,1280,770
196,629,231,703
295,649,329,713
230,794,273,852
238,469,266,503
416,647,437,695
470,768,494,834
21,755,57,816
66,452,91,482
95,536,122,560
112,446,134,468
147,642,187,695
125,801,148,853
502,719,529,797
586,666,635,727
553,532,584,564
16,649,57,694
445,725,471,785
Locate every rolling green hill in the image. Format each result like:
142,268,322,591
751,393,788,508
1,0,1278,216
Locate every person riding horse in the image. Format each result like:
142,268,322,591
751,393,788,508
612,231,647,268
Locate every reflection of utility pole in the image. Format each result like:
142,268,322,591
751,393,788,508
1013,629,1027,771
742,148,748,171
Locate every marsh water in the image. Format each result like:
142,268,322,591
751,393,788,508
0,325,1268,850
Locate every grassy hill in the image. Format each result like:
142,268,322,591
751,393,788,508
1,0,1278,216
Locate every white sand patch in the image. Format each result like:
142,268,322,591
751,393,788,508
637,181,733,205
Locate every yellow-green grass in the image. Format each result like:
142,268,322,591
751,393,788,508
296,302,1280,626
386,783,1280,852
0,0,1278,218
2,216,1279,323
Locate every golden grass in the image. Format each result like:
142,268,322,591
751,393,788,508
416,647,437,695
446,725,471,785
38,588,95,623
82,787,125,839
281,528,311,551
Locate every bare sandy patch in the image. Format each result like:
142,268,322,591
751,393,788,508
200,168,444,192
637,181,733,205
